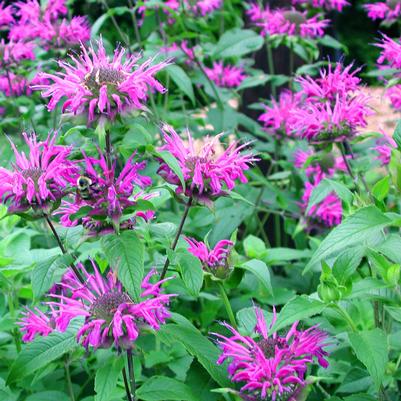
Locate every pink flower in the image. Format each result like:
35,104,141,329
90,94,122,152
162,40,195,63
58,16,91,45
35,39,170,123
157,124,257,202
214,307,329,400
186,237,233,278
376,34,401,69
290,63,371,142
248,4,329,38
0,132,78,212
18,307,55,342
302,177,342,226
22,262,175,349
364,1,401,23
386,84,401,109
292,0,349,11
373,134,397,165
194,0,222,15
0,73,30,96
259,90,301,138
204,61,246,88
55,150,154,235
0,1,14,27
0,40,36,65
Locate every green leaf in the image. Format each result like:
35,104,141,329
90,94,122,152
25,392,70,401
7,319,81,384
265,248,311,264
137,376,200,401
156,150,186,193
306,178,353,214
349,328,388,389
101,231,144,301
94,355,124,401
31,254,73,299
372,176,390,201
239,259,272,295
304,207,391,273
166,65,195,105
271,295,326,332
213,29,263,58
318,35,347,51
243,235,266,259
177,252,203,296
393,119,401,150
158,322,230,387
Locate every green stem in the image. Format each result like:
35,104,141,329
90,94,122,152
64,356,75,401
122,367,133,401
101,0,130,46
160,196,193,280
105,130,112,170
127,349,137,401
218,281,237,329
265,41,276,98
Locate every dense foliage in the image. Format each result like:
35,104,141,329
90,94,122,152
1,1,401,401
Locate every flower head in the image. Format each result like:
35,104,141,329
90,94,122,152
259,90,301,138
35,39,170,123
248,4,329,38
0,132,78,213
186,237,233,279
194,0,222,15
292,0,349,11
214,307,329,400
290,63,371,142
0,40,36,65
0,1,15,27
376,34,401,69
18,307,55,342
0,73,30,96
20,262,175,349
56,150,154,235
157,124,257,203
364,1,401,23
373,133,397,165
204,62,246,88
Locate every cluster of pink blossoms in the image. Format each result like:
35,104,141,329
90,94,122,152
20,262,174,349
294,149,346,227
56,150,155,235
157,124,257,204
292,0,349,12
35,39,171,123
186,238,233,279
0,132,78,213
364,0,401,24
259,90,301,138
8,0,90,47
376,34,401,110
0,2,14,27
247,4,329,38
214,307,329,400
289,63,371,142
205,62,247,88
373,134,397,165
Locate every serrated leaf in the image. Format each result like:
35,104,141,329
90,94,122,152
239,259,272,295
304,207,391,273
7,319,81,384
101,231,144,301
177,252,203,296
167,65,195,105
349,328,388,389
271,295,326,332
94,355,124,401
137,376,200,401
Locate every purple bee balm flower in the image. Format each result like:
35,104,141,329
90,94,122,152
157,124,257,203
248,4,329,38
18,307,56,342
364,0,401,23
0,1,15,27
194,0,222,15
386,84,401,109
0,40,36,65
0,132,78,213
34,39,170,123
259,90,301,138
290,63,372,142
292,0,349,11
39,262,174,349
0,73,31,96
58,16,91,46
55,150,154,235
204,61,246,88
214,307,329,401
185,237,233,279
